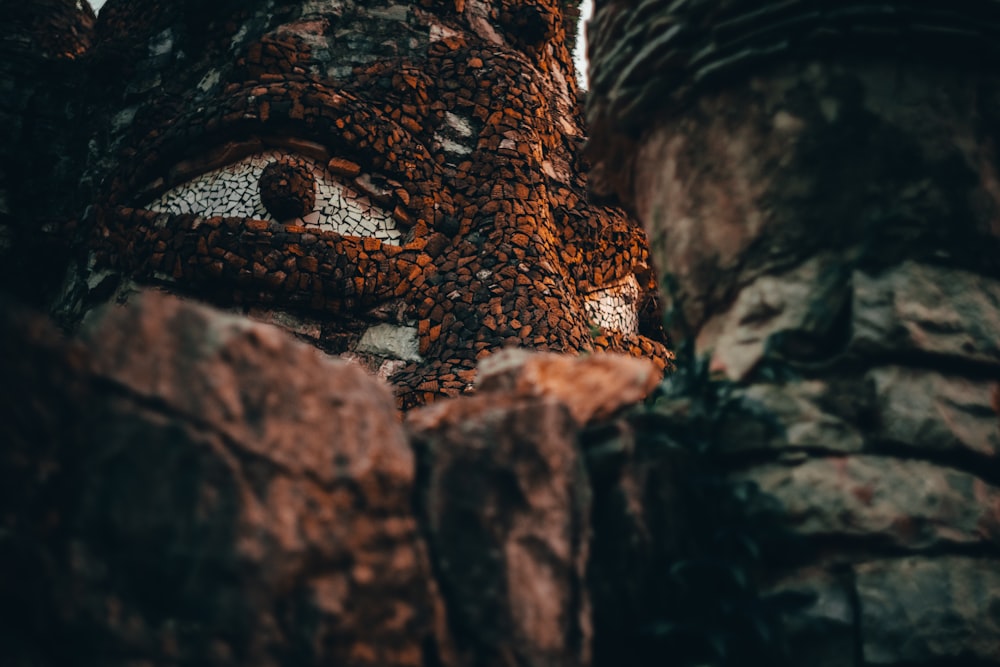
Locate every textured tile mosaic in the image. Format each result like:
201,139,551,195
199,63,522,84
584,274,639,335
147,150,403,243
76,0,675,408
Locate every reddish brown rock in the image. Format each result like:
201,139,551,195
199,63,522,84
3,291,442,666
588,1,1000,664
408,388,592,667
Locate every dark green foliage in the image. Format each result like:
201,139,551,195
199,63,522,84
636,384,790,665
584,359,813,667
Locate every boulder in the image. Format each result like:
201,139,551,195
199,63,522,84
408,382,592,667
857,556,1000,664
3,290,440,666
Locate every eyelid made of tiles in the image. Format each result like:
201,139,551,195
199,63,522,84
145,150,404,244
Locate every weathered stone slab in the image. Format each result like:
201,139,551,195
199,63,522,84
699,255,850,382
852,262,1000,368
408,392,592,667
733,456,1000,551
79,291,413,494
868,365,1000,459
716,379,866,455
857,556,1000,664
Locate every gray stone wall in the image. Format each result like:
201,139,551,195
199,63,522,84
587,2,1000,664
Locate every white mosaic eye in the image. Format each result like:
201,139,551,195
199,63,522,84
584,274,641,335
146,150,403,244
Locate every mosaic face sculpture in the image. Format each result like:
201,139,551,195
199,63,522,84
58,0,672,407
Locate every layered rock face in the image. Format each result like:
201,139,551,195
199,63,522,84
2,288,669,666
588,1,1000,665
49,0,671,408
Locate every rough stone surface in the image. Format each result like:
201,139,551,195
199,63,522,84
715,380,867,455
851,262,1000,368
735,456,1000,554
578,409,699,667
857,557,1000,665
356,323,423,363
587,2,1000,665
764,568,857,667
699,255,850,383
41,0,671,409
3,291,441,666
0,297,93,666
868,365,1000,459
408,390,592,667
586,1,1000,206
476,348,661,424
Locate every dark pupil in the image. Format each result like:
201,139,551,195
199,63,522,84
258,157,317,221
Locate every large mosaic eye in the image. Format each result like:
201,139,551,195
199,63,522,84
584,274,641,335
146,150,403,244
